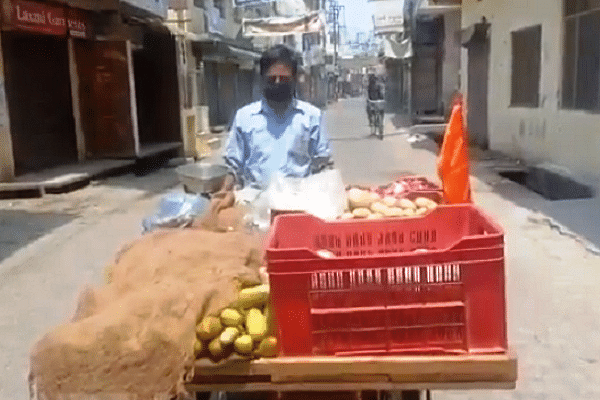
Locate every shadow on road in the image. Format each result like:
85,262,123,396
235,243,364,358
407,133,600,250
482,176,600,251
99,166,181,196
0,210,75,262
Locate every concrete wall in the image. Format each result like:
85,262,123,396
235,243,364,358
461,0,600,185
168,0,247,156
442,9,460,111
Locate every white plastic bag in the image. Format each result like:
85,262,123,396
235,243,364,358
266,169,348,221
141,192,209,234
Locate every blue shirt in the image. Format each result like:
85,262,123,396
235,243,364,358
223,98,332,190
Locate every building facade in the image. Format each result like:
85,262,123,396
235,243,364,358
461,0,600,186
167,0,278,157
394,0,460,124
0,0,182,181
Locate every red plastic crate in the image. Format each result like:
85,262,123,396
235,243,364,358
266,205,507,356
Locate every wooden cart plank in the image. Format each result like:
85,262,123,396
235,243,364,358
186,381,516,392
194,358,273,376
194,350,516,375
266,351,517,383
192,374,389,384
190,351,517,383
188,349,517,390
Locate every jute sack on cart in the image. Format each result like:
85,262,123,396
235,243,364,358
29,228,262,400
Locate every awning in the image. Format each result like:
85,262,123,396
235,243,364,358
183,32,262,62
166,26,262,63
242,11,325,37
119,0,167,20
417,5,461,15
50,0,118,11
228,45,262,61
384,37,412,59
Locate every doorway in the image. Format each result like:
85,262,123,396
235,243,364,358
74,39,137,158
132,29,181,148
412,45,441,117
466,34,490,149
205,61,239,127
2,32,78,174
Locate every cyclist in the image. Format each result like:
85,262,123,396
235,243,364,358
366,74,385,137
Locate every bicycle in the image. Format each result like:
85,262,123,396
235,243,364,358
367,99,385,140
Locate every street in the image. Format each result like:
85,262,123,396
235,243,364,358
1,97,599,399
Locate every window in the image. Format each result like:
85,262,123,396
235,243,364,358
510,25,542,107
562,0,600,110
214,0,225,19
193,0,204,8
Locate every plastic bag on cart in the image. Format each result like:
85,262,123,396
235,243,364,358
267,169,348,221
238,189,271,235
236,170,347,239
141,192,209,233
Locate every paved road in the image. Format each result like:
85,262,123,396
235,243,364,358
327,98,600,400
0,97,599,399
0,211,74,262
0,168,181,400
324,97,418,186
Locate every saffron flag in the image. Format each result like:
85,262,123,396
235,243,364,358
437,102,472,204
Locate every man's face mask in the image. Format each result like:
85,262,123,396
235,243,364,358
263,65,295,103
264,81,294,103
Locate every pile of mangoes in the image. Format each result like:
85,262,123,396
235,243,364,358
193,284,277,362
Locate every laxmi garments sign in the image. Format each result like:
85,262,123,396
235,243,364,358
67,8,89,38
12,1,67,35
8,0,90,38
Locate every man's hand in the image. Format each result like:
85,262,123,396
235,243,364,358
200,192,235,231
220,173,235,193
200,174,236,230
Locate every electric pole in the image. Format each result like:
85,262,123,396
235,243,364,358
326,0,344,69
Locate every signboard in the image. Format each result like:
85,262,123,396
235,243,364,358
8,0,91,38
371,0,404,35
12,0,67,36
373,13,404,34
67,8,89,38
243,11,325,37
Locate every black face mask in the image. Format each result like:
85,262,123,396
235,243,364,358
264,82,294,103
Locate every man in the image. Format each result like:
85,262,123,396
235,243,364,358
203,45,333,226
224,44,332,191
366,74,385,130
367,74,384,102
